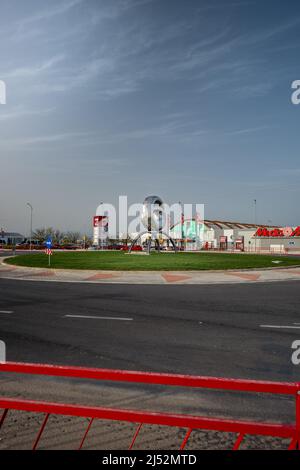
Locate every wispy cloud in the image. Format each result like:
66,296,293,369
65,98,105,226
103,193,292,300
3,55,65,79
16,0,85,27
0,131,97,148
84,116,208,144
3,1,278,103
32,57,115,94
0,106,55,121
197,1,255,12
239,17,300,46
223,125,271,136
231,82,274,98
74,0,154,26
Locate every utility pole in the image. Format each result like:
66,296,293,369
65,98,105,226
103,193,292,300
26,203,33,251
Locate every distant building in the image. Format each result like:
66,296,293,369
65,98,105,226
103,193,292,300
170,219,279,251
0,232,24,245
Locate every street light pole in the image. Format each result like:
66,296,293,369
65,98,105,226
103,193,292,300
99,202,103,250
26,203,33,251
179,201,184,251
254,199,257,253
267,220,272,253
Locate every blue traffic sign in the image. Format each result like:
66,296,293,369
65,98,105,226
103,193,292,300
46,238,52,248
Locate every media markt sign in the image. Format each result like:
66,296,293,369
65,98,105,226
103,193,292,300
255,226,300,237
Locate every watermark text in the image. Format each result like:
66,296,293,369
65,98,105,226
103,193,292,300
291,340,300,365
0,340,6,363
291,80,300,105
0,80,6,105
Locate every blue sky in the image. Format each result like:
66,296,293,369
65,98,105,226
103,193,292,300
1,0,300,235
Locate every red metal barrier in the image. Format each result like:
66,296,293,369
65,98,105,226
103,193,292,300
0,362,300,450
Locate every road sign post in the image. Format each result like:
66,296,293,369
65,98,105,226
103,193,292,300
45,238,52,267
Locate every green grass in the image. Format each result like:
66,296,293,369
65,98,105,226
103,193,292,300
4,251,300,271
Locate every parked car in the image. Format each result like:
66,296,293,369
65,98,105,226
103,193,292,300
16,240,44,249
60,244,79,250
121,245,142,252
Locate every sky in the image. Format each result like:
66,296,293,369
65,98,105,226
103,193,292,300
1,0,300,236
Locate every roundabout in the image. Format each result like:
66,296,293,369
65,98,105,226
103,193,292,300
3,251,300,271
1,252,300,285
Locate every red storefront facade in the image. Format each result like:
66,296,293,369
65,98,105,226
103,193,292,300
253,226,300,253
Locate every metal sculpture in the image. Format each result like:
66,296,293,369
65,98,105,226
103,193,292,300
129,195,177,253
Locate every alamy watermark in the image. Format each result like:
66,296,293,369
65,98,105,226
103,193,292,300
291,80,300,105
0,80,6,105
291,340,300,365
95,196,204,239
0,340,6,363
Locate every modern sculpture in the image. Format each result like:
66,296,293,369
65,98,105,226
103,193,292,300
129,195,177,253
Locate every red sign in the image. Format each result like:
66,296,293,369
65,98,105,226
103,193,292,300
292,226,300,237
255,227,300,237
93,216,108,228
93,216,100,227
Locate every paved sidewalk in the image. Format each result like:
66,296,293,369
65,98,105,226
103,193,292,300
1,258,300,284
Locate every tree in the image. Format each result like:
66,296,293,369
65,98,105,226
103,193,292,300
32,228,82,245
32,228,48,243
63,231,81,244
53,229,65,244
33,227,65,244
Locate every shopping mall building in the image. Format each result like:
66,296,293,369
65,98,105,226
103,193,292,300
93,214,300,253
170,220,300,253
93,194,300,252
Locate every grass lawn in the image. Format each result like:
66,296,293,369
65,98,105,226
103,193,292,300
4,251,300,271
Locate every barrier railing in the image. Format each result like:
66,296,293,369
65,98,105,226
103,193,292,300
0,362,299,450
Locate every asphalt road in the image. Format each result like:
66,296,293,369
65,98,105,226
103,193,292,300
1,277,300,438
0,278,300,381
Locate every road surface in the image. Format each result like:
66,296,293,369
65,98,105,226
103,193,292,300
0,278,299,378
0,278,300,449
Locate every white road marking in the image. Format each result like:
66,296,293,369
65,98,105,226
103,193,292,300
0,310,13,314
65,314,133,321
260,324,300,330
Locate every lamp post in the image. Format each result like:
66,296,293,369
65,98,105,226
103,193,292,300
254,199,257,253
179,201,184,251
26,203,33,251
267,220,272,253
99,202,103,250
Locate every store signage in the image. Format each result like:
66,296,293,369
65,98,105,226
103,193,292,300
93,216,108,228
93,216,100,227
255,227,300,237
292,227,300,236
93,215,109,242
